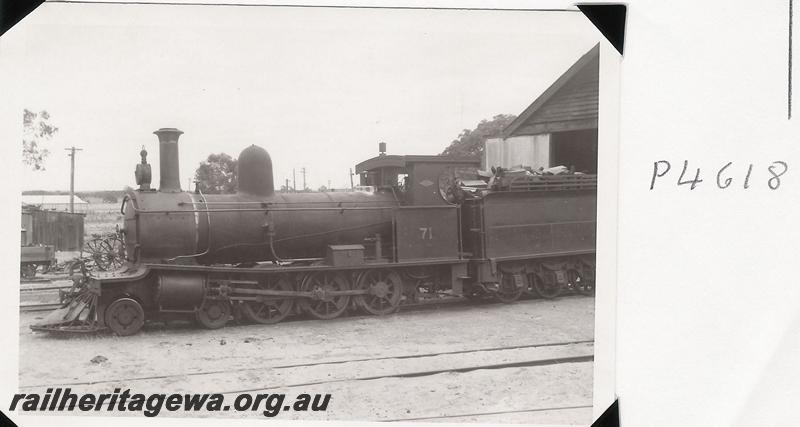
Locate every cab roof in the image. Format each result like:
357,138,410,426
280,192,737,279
355,155,480,174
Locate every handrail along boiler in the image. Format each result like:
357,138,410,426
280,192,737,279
33,128,597,335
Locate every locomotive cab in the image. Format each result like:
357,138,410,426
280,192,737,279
355,151,480,266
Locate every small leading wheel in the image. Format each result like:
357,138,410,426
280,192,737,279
300,272,351,320
196,299,231,329
241,277,294,324
356,269,403,315
533,270,562,299
105,297,145,336
495,271,524,303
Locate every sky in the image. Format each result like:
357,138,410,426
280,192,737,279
1,2,599,191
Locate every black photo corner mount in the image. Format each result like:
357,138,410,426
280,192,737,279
591,399,620,427
0,0,45,37
578,4,627,55
0,409,18,427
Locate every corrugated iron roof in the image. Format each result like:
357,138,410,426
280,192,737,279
502,44,599,137
21,194,89,205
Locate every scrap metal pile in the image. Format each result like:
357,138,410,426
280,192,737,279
30,232,124,333
452,165,597,201
79,232,126,272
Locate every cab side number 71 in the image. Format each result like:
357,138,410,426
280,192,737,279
419,227,433,240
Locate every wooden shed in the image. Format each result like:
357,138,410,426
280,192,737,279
21,207,85,251
485,44,599,173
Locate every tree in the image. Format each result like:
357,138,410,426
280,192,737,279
23,109,59,170
194,153,238,194
440,114,517,158
317,185,328,192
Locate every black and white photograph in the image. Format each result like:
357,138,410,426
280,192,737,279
10,0,800,426
3,1,612,425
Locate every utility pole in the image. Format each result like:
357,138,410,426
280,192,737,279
301,167,307,192
64,147,83,213
349,168,355,190
292,168,296,192
285,178,289,193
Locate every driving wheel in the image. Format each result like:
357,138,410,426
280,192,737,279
299,272,351,320
241,277,294,324
356,269,403,315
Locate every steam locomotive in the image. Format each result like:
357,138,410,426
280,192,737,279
34,128,597,336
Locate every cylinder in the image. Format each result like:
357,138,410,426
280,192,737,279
154,128,184,193
157,273,206,310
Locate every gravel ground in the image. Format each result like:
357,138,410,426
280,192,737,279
18,296,595,424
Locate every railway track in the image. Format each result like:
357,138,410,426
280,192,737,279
19,294,594,423
221,353,594,396
20,285,72,293
20,343,593,423
20,338,594,390
19,338,593,422
20,302,64,312
21,275,70,285
20,278,52,284
383,404,594,422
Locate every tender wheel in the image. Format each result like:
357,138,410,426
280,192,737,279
105,297,145,336
241,277,294,324
356,269,403,315
300,272,351,320
533,270,562,299
21,263,37,279
495,271,524,303
196,299,231,329
577,272,595,296
523,273,539,298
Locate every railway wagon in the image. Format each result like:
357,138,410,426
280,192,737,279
20,245,55,279
33,128,596,336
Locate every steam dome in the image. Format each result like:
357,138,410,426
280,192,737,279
237,145,274,196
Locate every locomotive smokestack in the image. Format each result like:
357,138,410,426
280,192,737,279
154,128,184,193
